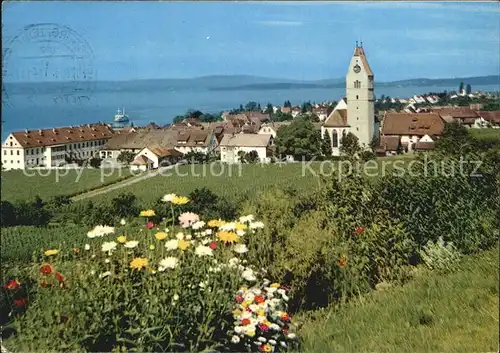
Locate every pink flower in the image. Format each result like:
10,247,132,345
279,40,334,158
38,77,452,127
178,212,200,228
146,221,154,229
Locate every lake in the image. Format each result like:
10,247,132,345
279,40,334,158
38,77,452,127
2,84,498,140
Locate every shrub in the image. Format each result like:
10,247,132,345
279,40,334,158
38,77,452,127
111,193,139,219
89,157,102,169
419,236,462,272
360,150,376,161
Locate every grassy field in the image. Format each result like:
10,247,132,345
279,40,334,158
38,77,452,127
470,128,500,142
297,246,499,353
1,168,133,202
83,157,415,206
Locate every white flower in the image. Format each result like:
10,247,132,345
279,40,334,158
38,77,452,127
282,294,289,302
173,294,179,301
233,244,248,254
280,341,287,348
231,335,240,344
287,333,296,339
120,219,126,225
99,271,111,279
158,256,178,271
270,323,280,331
242,268,256,281
104,258,110,263
101,241,117,253
165,239,178,250
90,270,96,275
201,238,209,245
277,288,286,296
175,232,184,240
239,215,255,223
257,337,267,343
249,304,259,312
205,229,213,235
84,244,91,251
87,225,115,238
185,234,192,240
164,228,170,233
199,281,206,288
161,193,177,202
236,230,246,236
192,221,205,230
268,339,277,346
195,245,213,257
234,326,244,334
220,222,236,231
249,221,264,229
124,240,139,248
228,257,240,267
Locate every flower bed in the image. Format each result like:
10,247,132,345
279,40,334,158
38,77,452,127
1,194,298,352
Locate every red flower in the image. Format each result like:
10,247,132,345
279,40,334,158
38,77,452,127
282,328,289,335
40,280,51,288
209,241,217,250
235,295,244,303
254,295,265,304
55,272,65,283
241,318,251,326
146,221,154,229
258,345,266,352
280,313,291,322
246,307,252,312
40,264,53,275
258,323,269,332
14,298,27,307
3,280,20,290
355,227,364,234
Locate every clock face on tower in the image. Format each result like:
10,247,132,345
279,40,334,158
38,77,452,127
353,64,361,73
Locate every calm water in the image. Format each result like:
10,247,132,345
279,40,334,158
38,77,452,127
2,84,498,140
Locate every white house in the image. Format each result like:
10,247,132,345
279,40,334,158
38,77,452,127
219,134,272,164
258,122,292,139
1,124,114,170
130,146,183,171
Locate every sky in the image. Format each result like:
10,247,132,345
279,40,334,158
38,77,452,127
2,1,499,82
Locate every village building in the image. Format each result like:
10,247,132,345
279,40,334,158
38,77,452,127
1,123,114,170
219,134,272,164
321,42,377,156
433,107,486,128
258,121,292,139
130,146,183,171
312,107,329,121
380,112,445,153
477,111,500,128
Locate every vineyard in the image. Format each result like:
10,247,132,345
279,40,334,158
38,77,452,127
1,169,133,202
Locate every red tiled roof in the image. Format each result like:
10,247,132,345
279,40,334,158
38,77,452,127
414,141,436,150
382,113,444,136
477,111,500,124
11,124,114,148
379,136,400,151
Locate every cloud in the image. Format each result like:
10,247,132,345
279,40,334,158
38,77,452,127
256,20,303,27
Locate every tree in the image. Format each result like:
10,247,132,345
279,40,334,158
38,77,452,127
275,117,321,160
321,131,332,156
1,200,17,227
340,132,362,159
435,120,474,156
283,100,292,108
459,81,464,94
301,101,312,113
89,157,102,168
245,150,259,163
184,151,208,164
369,136,380,152
117,151,136,165
245,101,258,111
466,84,472,95
172,115,184,124
264,103,273,115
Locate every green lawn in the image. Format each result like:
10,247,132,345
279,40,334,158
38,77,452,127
84,158,416,206
470,128,500,142
297,246,499,353
1,168,133,202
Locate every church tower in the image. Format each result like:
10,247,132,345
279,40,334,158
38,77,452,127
345,41,375,148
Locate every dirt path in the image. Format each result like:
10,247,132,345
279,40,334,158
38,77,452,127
71,165,176,201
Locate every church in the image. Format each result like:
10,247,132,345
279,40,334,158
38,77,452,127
321,42,378,155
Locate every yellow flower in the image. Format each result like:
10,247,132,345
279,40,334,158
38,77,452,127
149,244,155,250
130,257,149,270
155,232,168,240
270,283,280,288
241,300,251,308
44,249,59,256
208,219,225,228
139,210,155,217
178,239,191,251
235,223,247,231
117,235,127,243
171,196,189,205
232,309,242,317
246,330,256,337
257,309,265,317
263,344,272,352
218,231,239,244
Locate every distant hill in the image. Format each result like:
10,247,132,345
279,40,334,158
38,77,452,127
4,75,498,94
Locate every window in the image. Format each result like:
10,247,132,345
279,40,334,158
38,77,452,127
10,142,12,146
357,127,359,131
3,150,5,155
332,130,338,148
10,150,12,155
17,150,19,155
356,95,359,100
354,80,361,89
